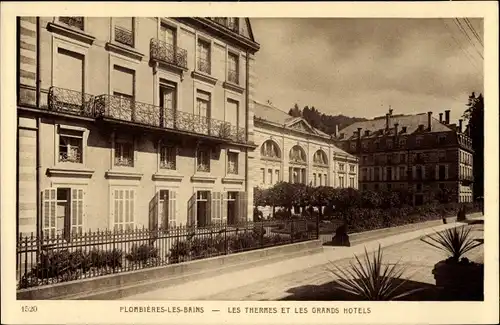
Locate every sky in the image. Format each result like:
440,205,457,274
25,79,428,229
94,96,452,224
250,18,484,124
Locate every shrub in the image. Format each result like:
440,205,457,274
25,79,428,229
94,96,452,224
228,231,258,252
252,226,266,239
190,236,225,260
126,244,158,264
168,240,190,264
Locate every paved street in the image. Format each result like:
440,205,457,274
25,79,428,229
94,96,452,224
122,218,483,301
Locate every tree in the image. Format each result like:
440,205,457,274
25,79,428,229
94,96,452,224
463,92,484,199
288,103,302,118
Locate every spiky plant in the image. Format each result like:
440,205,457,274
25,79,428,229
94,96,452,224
420,225,483,263
328,245,422,300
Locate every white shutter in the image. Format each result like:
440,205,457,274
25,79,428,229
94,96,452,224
42,188,57,238
221,192,228,224
70,188,84,235
211,192,222,224
445,164,449,180
149,192,159,230
168,190,177,228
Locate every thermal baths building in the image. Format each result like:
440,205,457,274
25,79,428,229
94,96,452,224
252,100,359,190
16,17,260,238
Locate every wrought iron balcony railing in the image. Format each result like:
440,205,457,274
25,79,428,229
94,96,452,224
227,69,239,84
115,26,134,47
150,39,188,69
115,157,133,167
94,94,247,144
45,88,247,145
59,17,84,30
48,87,95,117
197,58,211,74
59,151,82,163
197,163,210,173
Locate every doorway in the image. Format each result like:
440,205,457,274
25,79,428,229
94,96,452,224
227,192,238,225
196,191,210,227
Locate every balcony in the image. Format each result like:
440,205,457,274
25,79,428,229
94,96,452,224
150,38,188,70
44,87,248,145
59,17,84,30
114,26,134,47
47,87,95,118
460,175,474,185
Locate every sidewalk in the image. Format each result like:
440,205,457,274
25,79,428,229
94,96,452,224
122,216,483,301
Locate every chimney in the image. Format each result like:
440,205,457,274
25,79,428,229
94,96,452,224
385,113,390,131
418,124,424,131
445,110,450,124
389,108,393,116
439,113,443,123
402,126,407,133
459,119,463,133
357,128,362,138
427,111,432,131
335,124,339,136
394,123,399,135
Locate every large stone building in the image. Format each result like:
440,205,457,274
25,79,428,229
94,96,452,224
252,100,359,189
334,108,474,205
17,17,260,238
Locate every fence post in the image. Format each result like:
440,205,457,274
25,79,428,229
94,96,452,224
224,226,227,255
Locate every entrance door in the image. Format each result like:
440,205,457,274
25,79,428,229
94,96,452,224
196,191,210,227
227,191,237,225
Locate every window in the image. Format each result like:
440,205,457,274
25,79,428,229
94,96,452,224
289,145,306,164
349,177,355,188
386,139,393,149
374,167,380,181
115,17,134,47
349,165,355,173
387,154,392,164
318,174,322,186
399,166,406,180
339,163,345,172
160,145,176,170
160,23,176,47
112,66,135,121
261,168,265,184
112,188,135,231
196,90,211,134
42,187,84,239
268,169,273,184
416,166,423,180
416,184,422,192
313,150,328,166
339,175,345,188
439,150,446,161
438,135,447,145
159,81,177,127
197,38,211,74
439,165,446,180
261,140,281,159
386,167,392,181
362,156,368,164
227,17,239,32
227,52,239,84
197,148,210,172
350,142,357,150
275,170,280,183
387,184,392,190
59,129,83,163
362,141,368,149
55,48,84,94
114,140,134,167
362,168,367,181
375,141,380,149
227,151,238,174
416,136,423,147
226,99,239,127
374,183,379,190
399,138,406,147
158,190,177,229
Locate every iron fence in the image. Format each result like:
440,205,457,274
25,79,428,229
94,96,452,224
150,38,188,69
17,217,319,289
47,87,95,118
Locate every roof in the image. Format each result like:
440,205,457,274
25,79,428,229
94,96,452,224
253,100,355,158
338,112,454,140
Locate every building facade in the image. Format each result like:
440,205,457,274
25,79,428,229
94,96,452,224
252,100,359,190
334,108,474,205
17,17,260,238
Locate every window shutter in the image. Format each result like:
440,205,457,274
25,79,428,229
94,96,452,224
168,190,177,228
445,164,449,180
206,191,212,225
70,188,84,236
42,188,57,238
221,192,228,224
238,191,248,223
187,193,196,227
435,164,439,180
412,166,416,179
148,192,159,231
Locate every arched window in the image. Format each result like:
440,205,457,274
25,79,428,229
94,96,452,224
289,145,306,164
313,150,328,166
261,140,281,159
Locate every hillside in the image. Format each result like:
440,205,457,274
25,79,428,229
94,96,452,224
288,104,368,135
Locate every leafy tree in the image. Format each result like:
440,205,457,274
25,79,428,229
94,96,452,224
288,103,302,118
463,92,484,199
